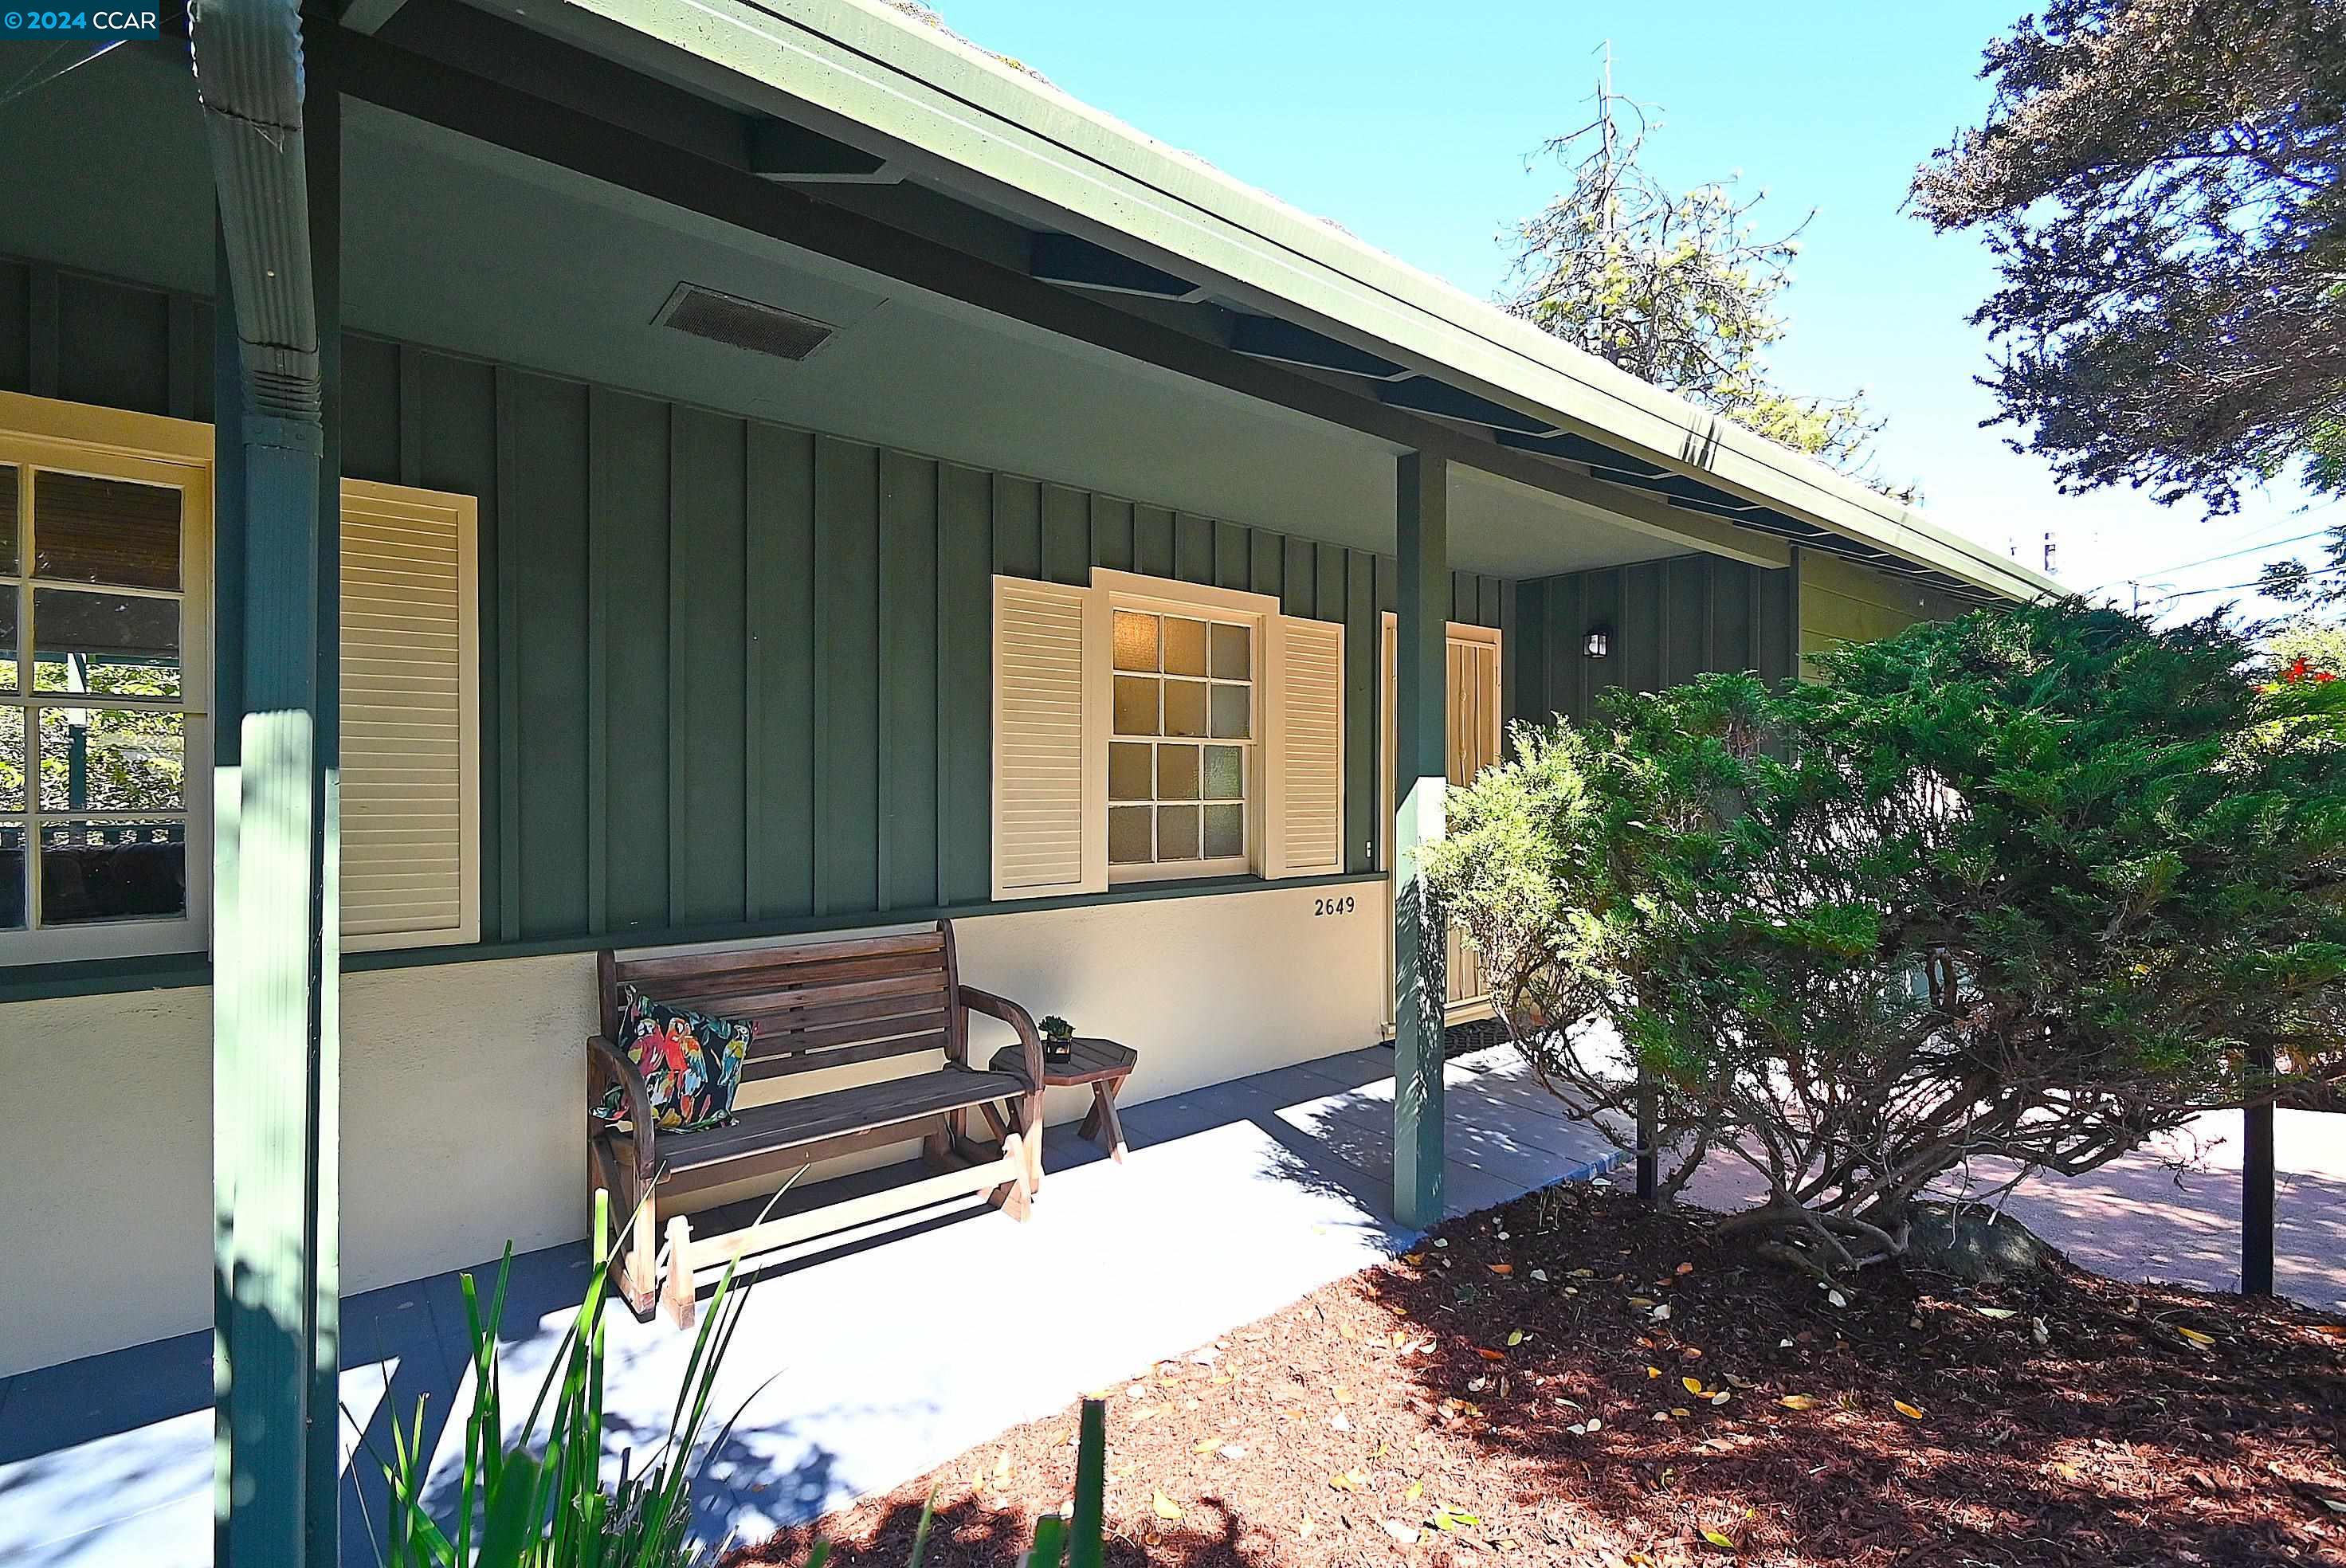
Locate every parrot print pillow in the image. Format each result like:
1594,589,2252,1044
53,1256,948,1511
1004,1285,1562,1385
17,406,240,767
595,986,751,1133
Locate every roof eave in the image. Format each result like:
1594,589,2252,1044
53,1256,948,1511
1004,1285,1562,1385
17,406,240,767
530,0,2062,603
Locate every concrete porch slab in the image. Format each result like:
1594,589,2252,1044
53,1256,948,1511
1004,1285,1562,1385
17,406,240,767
0,1039,1619,1567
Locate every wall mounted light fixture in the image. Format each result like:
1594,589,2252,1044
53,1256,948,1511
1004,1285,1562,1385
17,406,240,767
1585,627,1612,660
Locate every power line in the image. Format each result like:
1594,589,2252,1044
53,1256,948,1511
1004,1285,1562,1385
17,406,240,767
2136,527,2333,583
2148,559,2346,605
2078,492,2346,595
2085,526,2336,594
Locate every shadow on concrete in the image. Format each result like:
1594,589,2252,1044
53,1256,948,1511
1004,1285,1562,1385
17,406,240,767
0,1033,1622,1566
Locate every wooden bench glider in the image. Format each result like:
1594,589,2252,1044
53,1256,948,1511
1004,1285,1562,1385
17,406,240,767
587,921,1044,1323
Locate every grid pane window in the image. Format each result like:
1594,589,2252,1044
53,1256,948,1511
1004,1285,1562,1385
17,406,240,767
1,462,192,931
1108,606,1253,871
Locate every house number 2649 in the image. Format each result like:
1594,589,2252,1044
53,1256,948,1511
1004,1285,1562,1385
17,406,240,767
1312,896,1357,917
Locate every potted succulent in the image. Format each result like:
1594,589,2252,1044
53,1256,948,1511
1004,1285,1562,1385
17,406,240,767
1038,1014,1077,1066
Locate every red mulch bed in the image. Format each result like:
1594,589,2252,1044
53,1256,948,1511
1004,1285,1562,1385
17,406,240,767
729,1182,2346,1567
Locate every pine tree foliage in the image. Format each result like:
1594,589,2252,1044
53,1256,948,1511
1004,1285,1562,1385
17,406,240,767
1913,0,2346,515
1426,602,2346,1275
1504,92,1910,498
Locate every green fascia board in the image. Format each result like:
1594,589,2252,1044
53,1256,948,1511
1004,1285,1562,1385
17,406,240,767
516,0,2062,605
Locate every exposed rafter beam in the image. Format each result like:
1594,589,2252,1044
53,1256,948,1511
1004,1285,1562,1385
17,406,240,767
1380,377,1561,437
1030,233,1207,302
1497,427,1666,480
747,118,897,183
1228,314,1407,379
339,0,408,35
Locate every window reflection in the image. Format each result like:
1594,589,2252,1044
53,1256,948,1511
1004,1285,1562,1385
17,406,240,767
33,471,182,589
0,825,22,931
32,590,180,696
39,821,187,924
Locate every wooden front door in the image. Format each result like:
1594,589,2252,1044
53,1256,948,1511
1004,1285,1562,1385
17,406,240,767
1381,618,1504,1023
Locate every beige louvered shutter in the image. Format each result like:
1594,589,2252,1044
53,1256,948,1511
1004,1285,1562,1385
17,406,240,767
1264,614,1345,878
339,478,481,950
991,576,1108,900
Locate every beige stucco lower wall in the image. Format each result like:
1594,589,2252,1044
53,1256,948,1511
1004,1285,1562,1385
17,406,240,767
0,880,1384,1377
639,881,1391,1217
955,880,1387,1118
0,955,598,1378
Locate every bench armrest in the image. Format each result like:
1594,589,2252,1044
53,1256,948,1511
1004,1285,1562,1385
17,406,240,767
959,985,1044,1092
586,1034,657,1181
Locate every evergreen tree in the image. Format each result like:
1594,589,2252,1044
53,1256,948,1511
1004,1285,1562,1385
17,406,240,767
1429,602,2346,1273
1505,67,1909,498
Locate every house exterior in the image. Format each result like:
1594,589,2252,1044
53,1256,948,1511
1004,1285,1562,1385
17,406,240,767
0,0,2052,1554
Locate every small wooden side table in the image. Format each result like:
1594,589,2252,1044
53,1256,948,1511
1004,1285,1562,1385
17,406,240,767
988,1037,1138,1168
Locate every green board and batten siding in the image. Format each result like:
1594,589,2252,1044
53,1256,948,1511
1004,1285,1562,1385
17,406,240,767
1511,554,1799,729
0,254,1502,955
1511,547,1986,735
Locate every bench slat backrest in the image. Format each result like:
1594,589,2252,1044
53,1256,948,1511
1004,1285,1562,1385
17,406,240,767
598,923,965,1080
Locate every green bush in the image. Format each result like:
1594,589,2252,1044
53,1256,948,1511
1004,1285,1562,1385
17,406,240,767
1427,600,2346,1273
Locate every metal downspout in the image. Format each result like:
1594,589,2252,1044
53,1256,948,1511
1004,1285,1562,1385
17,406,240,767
191,0,335,1562
193,0,321,433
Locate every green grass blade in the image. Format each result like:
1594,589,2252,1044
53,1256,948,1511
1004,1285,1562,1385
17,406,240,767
473,1451,544,1568
906,1492,938,1568
1026,1511,1067,1568
457,1269,484,1564
1068,1398,1107,1568
690,1365,786,1491
386,1397,458,1568
630,1273,743,1568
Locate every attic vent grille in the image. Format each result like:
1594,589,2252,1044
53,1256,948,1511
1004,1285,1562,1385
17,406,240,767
655,283,836,361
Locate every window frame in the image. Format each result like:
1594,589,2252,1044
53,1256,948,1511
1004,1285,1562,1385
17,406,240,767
0,393,214,964
1094,570,1277,887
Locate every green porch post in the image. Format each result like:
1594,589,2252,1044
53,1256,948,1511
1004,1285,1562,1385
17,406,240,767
210,37,341,1568
1393,451,1447,1230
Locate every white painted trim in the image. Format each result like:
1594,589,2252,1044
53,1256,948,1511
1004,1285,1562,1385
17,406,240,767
1109,855,1252,885
1089,567,1281,620
0,403,214,965
0,391,212,463
0,398,490,961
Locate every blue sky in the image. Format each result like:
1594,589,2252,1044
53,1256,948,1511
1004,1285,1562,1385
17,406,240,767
944,0,2332,621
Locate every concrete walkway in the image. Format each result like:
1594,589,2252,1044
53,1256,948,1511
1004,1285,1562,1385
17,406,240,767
1678,1109,2346,1312
0,1040,1622,1568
